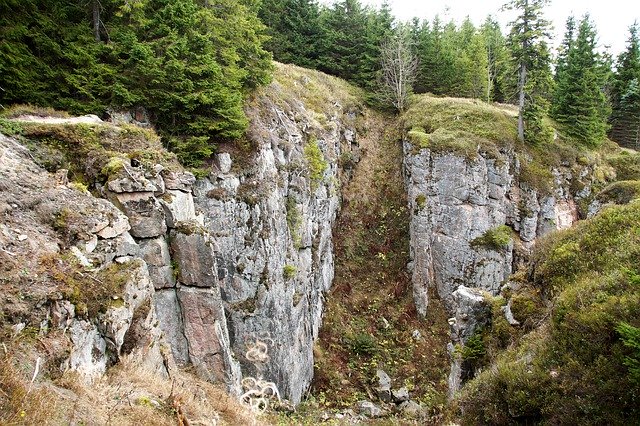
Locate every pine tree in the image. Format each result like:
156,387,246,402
550,15,575,118
504,0,553,144
552,14,611,147
259,0,323,69
609,22,640,149
481,16,511,102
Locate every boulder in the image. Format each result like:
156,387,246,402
112,192,167,238
355,400,383,418
139,237,175,289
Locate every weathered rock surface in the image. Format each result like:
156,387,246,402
403,143,590,395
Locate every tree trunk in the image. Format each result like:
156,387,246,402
93,1,101,42
517,62,526,142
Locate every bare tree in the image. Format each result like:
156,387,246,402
379,27,418,112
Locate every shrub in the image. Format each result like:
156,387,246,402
304,138,328,190
470,225,512,250
348,333,377,357
283,264,297,280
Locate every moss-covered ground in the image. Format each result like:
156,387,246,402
281,111,451,424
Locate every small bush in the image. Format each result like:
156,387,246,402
283,265,297,280
596,180,640,205
470,225,512,250
304,138,328,190
348,333,377,357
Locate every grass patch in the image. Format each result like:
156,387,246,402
304,137,328,190
457,200,640,424
470,225,512,250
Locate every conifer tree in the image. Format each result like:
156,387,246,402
504,0,553,144
481,16,511,102
550,15,576,118
259,0,323,69
551,14,611,147
609,22,640,149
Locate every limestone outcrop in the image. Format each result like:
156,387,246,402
403,142,591,394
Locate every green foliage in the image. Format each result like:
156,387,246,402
0,0,273,165
459,201,640,424
415,194,426,210
608,151,640,181
460,332,486,364
505,0,554,144
617,322,640,385
303,138,328,189
470,225,512,250
551,15,611,147
0,118,23,136
286,195,302,248
347,333,377,357
283,264,297,280
596,180,640,205
609,23,640,149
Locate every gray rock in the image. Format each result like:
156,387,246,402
355,400,383,418
177,286,241,392
139,237,175,289
399,400,423,418
161,170,196,191
169,229,217,287
392,387,410,403
159,189,197,228
376,369,392,402
111,192,167,238
217,152,233,174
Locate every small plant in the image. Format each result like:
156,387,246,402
286,195,302,248
415,194,427,210
470,225,513,250
348,333,377,357
304,137,328,190
0,118,23,136
616,322,640,385
283,265,297,280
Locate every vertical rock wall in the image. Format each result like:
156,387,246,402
193,96,358,404
403,143,588,394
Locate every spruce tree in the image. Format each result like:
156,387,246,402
550,15,575,118
610,22,640,149
481,16,511,103
504,0,553,144
552,14,611,147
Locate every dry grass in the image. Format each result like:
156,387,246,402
309,111,451,421
0,339,264,426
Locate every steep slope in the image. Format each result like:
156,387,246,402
310,111,451,421
402,95,640,400
458,198,640,424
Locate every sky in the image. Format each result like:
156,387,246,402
333,0,640,57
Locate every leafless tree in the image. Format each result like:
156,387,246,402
379,27,418,112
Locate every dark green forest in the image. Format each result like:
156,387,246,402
1,0,639,158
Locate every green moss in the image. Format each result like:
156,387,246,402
470,225,512,250
283,264,297,280
596,180,640,205
415,194,426,211
607,152,640,181
458,201,640,424
304,138,328,190
286,195,302,248
407,127,430,148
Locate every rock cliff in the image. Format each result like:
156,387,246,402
401,97,600,393
0,63,361,405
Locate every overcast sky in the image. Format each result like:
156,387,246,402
324,0,640,57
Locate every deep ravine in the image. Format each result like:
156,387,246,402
309,111,451,421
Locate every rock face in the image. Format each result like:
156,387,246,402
403,143,588,394
192,94,358,404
